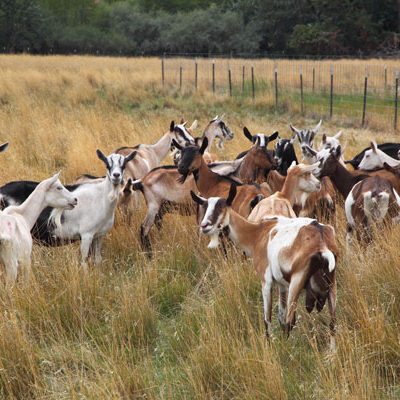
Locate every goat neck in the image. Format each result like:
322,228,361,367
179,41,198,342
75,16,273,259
195,156,222,195
328,163,367,199
6,180,53,230
150,132,174,164
226,208,276,260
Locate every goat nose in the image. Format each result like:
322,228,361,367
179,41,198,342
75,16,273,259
113,172,120,178
74,198,78,204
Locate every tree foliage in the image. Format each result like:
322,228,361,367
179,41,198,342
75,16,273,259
0,0,398,56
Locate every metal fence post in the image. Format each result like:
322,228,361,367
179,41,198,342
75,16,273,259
395,71,399,131
251,64,255,100
385,64,388,90
161,56,165,87
300,67,304,115
242,63,245,94
362,69,368,127
228,63,232,97
212,59,215,93
274,67,278,111
179,60,183,91
195,58,198,91
330,66,333,119
312,63,315,92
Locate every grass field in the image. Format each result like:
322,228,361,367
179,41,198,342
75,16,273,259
0,55,399,399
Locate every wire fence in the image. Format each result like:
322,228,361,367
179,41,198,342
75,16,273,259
161,56,400,131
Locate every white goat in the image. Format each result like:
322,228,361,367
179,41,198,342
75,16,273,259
358,141,400,171
0,172,77,283
50,150,136,269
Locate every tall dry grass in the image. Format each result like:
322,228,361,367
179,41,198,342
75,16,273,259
0,55,399,399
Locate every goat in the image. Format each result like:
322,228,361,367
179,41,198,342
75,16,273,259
191,184,338,350
345,142,400,170
131,165,197,257
236,127,278,159
0,172,77,283
274,135,298,175
345,175,400,245
248,163,321,221
358,141,400,171
290,120,322,161
313,146,400,198
202,115,234,150
0,151,137,268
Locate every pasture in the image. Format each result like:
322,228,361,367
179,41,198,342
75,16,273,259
0,55,399,399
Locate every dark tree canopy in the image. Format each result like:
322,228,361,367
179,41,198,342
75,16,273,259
0,0,398,56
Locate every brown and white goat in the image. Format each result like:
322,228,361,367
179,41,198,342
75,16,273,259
191,184,338,350
176,137,271,220
345,174,400,245
202,115,234,150
248,162,321,221
131,166,197,257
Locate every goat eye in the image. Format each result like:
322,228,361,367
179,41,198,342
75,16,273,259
57,186,62,191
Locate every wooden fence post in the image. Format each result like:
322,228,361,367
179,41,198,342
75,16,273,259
395,70,399,131
195,58,198,91
385,64,388,91
251,64,255,100
330,66,333,119
212,59,215,93
300,67,304,115
362,69,368,127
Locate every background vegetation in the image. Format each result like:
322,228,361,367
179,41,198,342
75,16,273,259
0,54,399,399
1,0,400,56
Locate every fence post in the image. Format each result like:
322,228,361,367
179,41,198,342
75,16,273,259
362,68,368,127
242,63,245,94
195,58,198,91
330,66,333,119
179,60,183,91
312,63,315,92
395,70,399,131
274,67,278,111
228,63,232,97
385,64,388,91
300,67,304,115
212,59,215,93
161,56,165,87
251,64,255,100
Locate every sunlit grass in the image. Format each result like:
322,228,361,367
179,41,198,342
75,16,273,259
0,55,399,399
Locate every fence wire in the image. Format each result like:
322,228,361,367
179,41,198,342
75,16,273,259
162,57,400,131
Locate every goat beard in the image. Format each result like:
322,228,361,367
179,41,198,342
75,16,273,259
177,172,188,184
108,184,121,202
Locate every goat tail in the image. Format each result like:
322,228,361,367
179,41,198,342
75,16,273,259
131,180,144,192
321,251,336,273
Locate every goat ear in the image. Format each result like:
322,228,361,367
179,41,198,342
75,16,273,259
313,120,322,134
226,183,237,206
371,141,378,153
170,121,175,132
171,139,183,151
96,149,110,168
334,130,342,139
190,190,206,205
383,162,395,173
290,124,301,135
290,135,297,145
124,150,137,165
243,127,253,142
189,120,198,131
289,160,297,168
0,142,9,152
199,137,208,154
322,133,327,144
334,145,342,159
304,145,317,156
269,131,279,142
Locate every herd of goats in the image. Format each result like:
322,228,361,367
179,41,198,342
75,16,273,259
1,116,400,350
